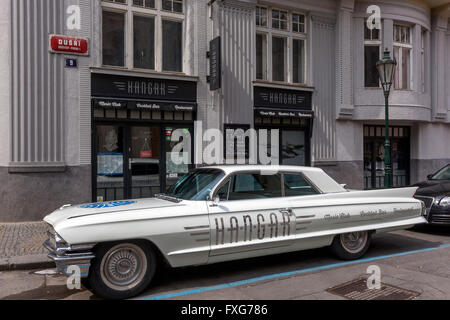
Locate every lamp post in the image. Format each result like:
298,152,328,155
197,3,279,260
376,49,397,189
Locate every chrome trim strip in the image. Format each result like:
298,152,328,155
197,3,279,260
47,253,96,262
43,238,96,279
184,225,209,230
190,232,210,236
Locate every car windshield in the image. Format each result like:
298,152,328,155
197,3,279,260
166,169,225,201
431,165,450,180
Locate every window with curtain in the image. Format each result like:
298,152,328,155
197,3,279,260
393,24,412,90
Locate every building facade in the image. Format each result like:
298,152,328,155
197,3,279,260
1,0,449,221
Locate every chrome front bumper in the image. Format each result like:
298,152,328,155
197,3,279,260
43,230,96,279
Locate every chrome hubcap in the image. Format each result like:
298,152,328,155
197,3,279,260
340,232,368,253
100,244,147,291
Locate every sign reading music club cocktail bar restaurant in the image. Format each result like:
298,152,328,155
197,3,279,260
49,34,89,56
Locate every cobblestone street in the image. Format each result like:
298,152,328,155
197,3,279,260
0,223,49,259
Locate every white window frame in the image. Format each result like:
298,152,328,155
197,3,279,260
256,5,268,28
291,37,306,84
364,19,382,88
132,12,157,70
271,35,288,82
393,23,411,45
161,0,183,14
256,32,268,80
393,23,413,90
101,7,127,68
420,29,426,93
271,8,289,31
132,0,157,9
292,12,306,34
101,0,185,73
256,7,308,84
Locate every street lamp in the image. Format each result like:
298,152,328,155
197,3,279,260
376,49,397,189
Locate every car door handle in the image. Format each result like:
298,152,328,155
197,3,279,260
279,208,294,216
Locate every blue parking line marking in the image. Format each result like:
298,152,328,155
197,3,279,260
139,243,450,300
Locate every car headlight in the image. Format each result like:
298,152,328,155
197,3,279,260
439,197,450,207
47,226,69,249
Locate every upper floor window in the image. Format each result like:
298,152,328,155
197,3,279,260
102,0,184,73
102,11,126,67
256,7,307,85
162,0,183,13
271,9,288,30
421,29,426,93
256,6,268,27
393,24,412,90
364,21,381,87
256,33,268,80
394,25,411,44
292,13,306,33
133,0,155,8
364,22,380,41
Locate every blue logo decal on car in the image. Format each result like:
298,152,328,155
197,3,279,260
80,201,137,209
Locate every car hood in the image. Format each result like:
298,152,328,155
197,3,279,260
43,197,183,227
413,180,450,198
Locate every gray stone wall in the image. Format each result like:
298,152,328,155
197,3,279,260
0,166,91,222
316,161,365,190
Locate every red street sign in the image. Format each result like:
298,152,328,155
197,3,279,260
49,34,89,56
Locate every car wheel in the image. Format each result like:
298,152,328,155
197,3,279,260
88,241,156,300
331,231,371,260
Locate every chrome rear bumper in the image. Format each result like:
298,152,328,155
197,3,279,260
43,230,96,279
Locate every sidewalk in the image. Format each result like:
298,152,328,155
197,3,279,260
0,222,55,271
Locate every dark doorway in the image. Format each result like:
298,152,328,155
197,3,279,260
364,125,410,189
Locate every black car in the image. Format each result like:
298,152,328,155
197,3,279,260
414,164,450,225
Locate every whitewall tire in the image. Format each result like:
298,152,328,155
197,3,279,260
89,241,156,299
331,231,371,260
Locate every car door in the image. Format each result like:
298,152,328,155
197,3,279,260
207,171,296,262
282,172,323,236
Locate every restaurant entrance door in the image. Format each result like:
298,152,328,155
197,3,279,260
94,124,193,202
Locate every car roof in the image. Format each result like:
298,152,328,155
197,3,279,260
196,165,346,194
198,165,324,175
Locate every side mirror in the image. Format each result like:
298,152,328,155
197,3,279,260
427,174,433,180
209,195,220,207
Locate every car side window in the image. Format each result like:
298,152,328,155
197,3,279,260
217,180,230,201
228,173,282,200
283,173,318,197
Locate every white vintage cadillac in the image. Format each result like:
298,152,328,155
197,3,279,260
44,165,427,299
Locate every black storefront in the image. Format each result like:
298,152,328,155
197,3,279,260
253,86,314,166
91,73,197,202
